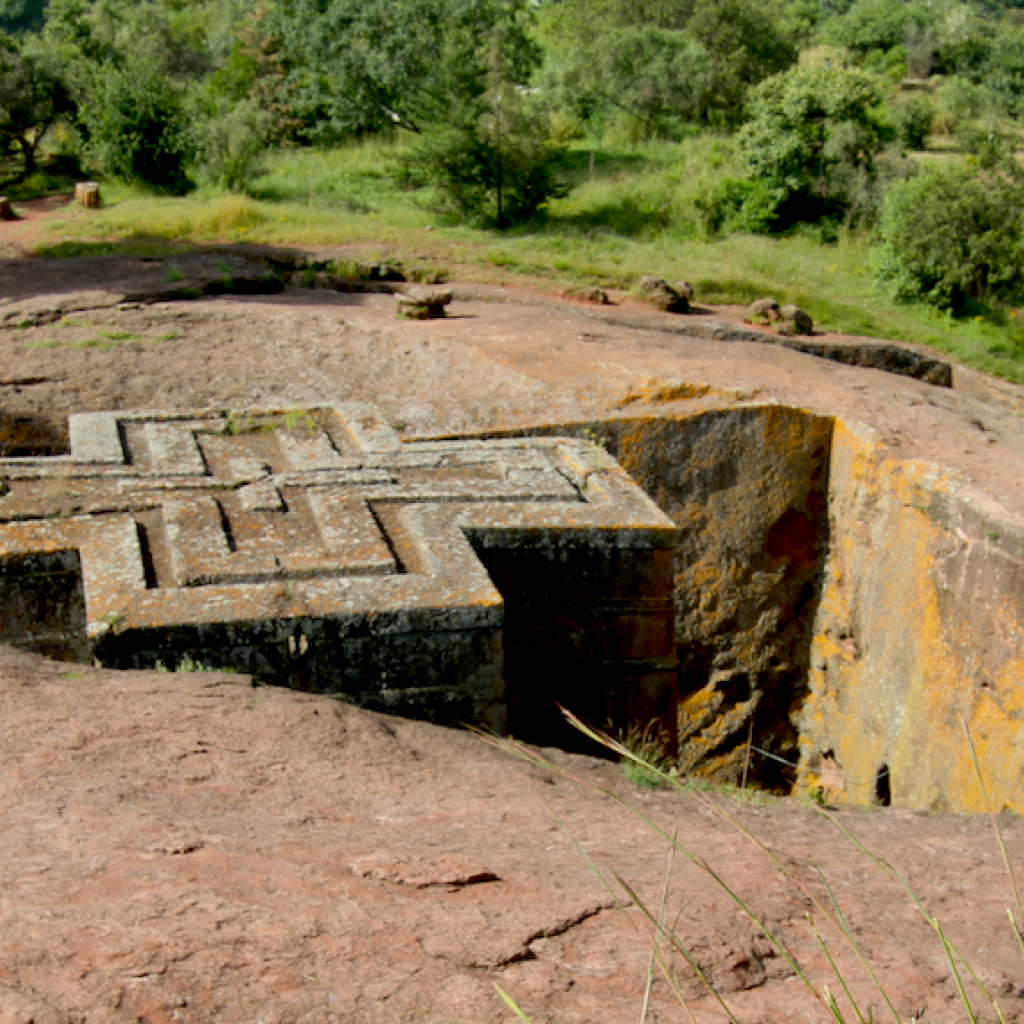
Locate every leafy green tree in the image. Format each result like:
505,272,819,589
269,0,539,142
0,0,46,35
984,22,1024,115
402,1,561,226
889,94,933,149
875,163,1024,311
42,0,217,83
734,64,884,227
538,0,796,132
407,103,560,225
0,32,71,176
824,0,927,59
85,67,190,191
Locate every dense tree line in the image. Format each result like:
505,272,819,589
6,0,1024,306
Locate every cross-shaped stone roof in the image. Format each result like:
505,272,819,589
0,405,679,742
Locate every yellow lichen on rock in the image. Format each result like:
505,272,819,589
799,420,1024,812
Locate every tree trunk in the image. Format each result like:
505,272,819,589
18,137,36,177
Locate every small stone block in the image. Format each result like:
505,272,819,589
396,286,453,320
74,182,101,208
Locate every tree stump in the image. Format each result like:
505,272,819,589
0,197,13,221
74,182,101,208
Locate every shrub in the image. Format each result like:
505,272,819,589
694,176,784,236
734,64,885,230
875,164,1024,311
889,95,933,150
406,110,563,227
86,67,190,192
192,99,272,193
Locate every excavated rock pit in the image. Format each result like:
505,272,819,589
4,396,1019,814
477,403,1024,813
1,255,1023,815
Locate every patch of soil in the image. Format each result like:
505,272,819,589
1,645,1023,1024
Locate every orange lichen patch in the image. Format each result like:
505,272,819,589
799,421,1024,812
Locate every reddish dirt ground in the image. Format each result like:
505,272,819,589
2,645,1024,1024
3,251,1024,1023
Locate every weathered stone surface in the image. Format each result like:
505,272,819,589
577,307,953,386
638,276,690,313
349,851,499,888
0,254,282,327
0,404,678,743
780,304,814,335
4,645,1021,1024
563,286,610,305
798,420,1024,812
395,286,453,320
750,297,781,321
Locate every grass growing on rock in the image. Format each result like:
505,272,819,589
32,138,1024,384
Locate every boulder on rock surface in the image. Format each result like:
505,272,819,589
780,304,813,335
564,286,610,305
749,297,781,321
673,280,694,302
395,285,453,320
638,275,690,313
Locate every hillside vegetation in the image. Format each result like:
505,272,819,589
6,0,1024,380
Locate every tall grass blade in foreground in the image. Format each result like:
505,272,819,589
963,715,1024,959
485,708,1024,1024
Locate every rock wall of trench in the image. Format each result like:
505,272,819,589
491,404,1024,811
597,408,833,788
490,407,833,788
800,420,1024,813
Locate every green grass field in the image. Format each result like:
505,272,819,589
33,137,1024,384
